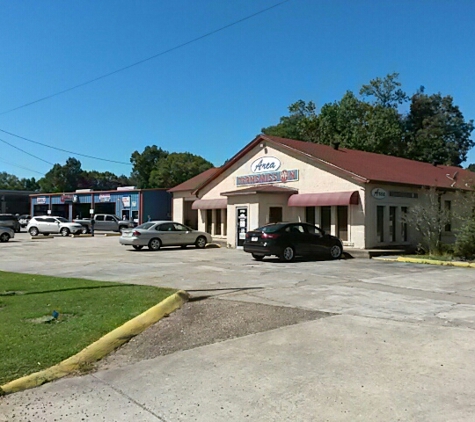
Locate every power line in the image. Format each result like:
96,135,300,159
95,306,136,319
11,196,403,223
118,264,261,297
0,158,45,176
0,136,55,166
0,0,291,116
0,128,132,165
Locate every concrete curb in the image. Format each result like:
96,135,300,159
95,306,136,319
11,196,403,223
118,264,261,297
205,243,222,249
0,290,189,396
374,256,475,268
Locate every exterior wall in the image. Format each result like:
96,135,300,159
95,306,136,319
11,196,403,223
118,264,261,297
0,191,32,214
196,144,366,248
30,189,171,225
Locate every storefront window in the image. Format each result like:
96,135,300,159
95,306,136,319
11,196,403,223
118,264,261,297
401,207,408,242
206,209,212,234
269,207,282,223
305,207,315,225
444,200,451,232
321,206,331,234
215,209,222,235
377,206,385,242
389,206,396,242
337,206,348,241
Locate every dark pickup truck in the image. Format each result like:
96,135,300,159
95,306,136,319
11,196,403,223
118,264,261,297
74,214,134,233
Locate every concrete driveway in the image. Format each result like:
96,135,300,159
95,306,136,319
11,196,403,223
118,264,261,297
2,233,475,421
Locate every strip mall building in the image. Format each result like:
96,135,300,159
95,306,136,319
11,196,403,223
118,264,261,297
170,135,475,249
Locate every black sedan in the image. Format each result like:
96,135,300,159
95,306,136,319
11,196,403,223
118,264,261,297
243,222,343,262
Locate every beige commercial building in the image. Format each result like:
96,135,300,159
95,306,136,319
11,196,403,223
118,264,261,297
170,135,475,249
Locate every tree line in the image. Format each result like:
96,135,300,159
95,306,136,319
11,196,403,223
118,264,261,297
262,73,474,167
1,73,474,192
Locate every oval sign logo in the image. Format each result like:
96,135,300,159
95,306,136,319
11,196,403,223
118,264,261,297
250,156,281,173
371,188,387,200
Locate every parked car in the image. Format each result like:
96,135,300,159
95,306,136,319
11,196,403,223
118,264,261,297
0,214,20,233
18,214,31,228
26,216,84,237
120,221,212,251
0,226,15,242
243,222,343,262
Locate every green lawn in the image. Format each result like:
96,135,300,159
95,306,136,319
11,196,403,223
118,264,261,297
0,271,176,385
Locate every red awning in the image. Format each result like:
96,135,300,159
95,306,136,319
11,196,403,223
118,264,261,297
192,198,227,210
288,191,359,207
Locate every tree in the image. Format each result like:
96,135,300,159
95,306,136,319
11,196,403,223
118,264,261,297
262,100,318,141
38,158,83,193
359,72,408,108
405,92,475,166
149,152,213,189
130,146,168,189
0,172,23,190
80,171,131,191
261,74,474,166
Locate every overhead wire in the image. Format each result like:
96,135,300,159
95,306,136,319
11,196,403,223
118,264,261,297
0,0,292,116
0,136,55,166
0,128,132,165
0,158,45,176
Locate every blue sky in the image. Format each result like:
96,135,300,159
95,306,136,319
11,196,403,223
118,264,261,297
1,0,474,180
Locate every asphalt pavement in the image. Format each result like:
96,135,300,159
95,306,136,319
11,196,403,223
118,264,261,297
1,233,475,421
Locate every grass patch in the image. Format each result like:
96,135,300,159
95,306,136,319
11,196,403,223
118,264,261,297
0,271,176,385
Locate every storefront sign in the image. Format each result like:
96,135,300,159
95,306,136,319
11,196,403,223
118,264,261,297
99,194,111,202
371,188,387,200
60,194,74,203
250,157,281,173
37,197,47,204
121,196,131,208
236,169,299,186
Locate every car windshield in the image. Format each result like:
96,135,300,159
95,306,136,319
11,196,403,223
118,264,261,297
137,222,155,230
56,217,69,223
256,223,287,233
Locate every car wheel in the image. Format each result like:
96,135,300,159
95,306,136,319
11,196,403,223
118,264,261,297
81,226,89,234
252,253,264,261
148,238,162,251
0,233,10,242
29,227,39,236
330,243,343,259
60,228,70,237
132,245,143,250
195,236,207,249
279,246,295,262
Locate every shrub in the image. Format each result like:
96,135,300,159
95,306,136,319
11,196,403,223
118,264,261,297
454,219,475,260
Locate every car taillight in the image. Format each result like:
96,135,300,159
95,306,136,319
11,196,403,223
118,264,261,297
132,230,141,236
262,232,280,239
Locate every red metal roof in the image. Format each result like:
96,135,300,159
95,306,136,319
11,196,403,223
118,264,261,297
263,135,475,189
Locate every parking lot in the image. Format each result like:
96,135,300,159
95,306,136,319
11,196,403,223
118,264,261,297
2,232,475,420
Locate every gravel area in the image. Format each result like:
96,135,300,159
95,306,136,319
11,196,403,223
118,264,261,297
95,298,332,371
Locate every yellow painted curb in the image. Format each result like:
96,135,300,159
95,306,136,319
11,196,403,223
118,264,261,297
0,290,189,395
396,256,475,268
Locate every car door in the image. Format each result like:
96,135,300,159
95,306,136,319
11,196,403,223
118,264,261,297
173,223,194,245
284,224,308,255
47,218,61,233
155,222,178,245
303,224,327,256
105,215,118,231
94,215,105,230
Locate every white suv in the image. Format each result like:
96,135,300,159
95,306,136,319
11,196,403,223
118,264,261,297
27,216,84,237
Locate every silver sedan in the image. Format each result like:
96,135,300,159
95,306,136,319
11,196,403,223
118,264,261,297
119,221,212,251
0,226,15,242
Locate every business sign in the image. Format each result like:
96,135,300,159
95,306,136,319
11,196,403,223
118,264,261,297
236,169,299,187
60,194,74,203
37,197,47,205
121,196,131,208
371,188,387,200
99,194,111,202
250,156,281,173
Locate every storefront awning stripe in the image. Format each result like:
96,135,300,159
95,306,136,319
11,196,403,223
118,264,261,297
191,199,227,210
288,191,359,207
